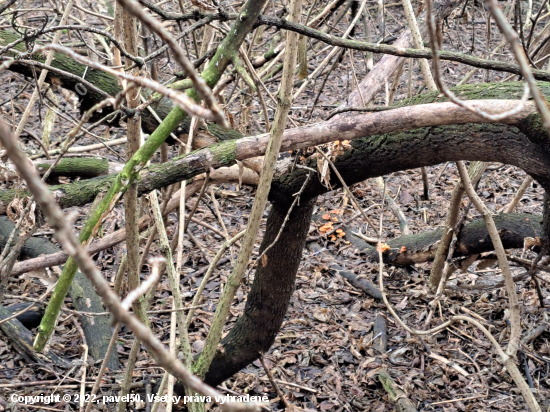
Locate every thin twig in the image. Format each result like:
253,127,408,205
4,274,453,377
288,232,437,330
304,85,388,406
259,354,292,409
315,147,376,233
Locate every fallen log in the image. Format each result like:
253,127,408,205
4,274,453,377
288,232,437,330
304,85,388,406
344,213,542,267
33,158,122,179
0,30,241,143
0,158,122,182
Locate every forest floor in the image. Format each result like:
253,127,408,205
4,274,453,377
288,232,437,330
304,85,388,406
1,0,550,411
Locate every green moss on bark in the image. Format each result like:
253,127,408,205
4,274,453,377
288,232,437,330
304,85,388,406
35,158,110,178
518,112,550,152
392,81,550,107
210,139,237,163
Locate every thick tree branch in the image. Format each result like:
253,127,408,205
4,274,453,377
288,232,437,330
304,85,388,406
0,90,548,212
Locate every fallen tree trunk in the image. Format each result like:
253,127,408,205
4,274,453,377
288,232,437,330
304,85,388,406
344,213,542,266
1,158,121,182
202,209,547,387
330,0,458,118
33,158,122,179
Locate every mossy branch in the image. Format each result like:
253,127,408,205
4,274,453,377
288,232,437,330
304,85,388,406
32,0,274,354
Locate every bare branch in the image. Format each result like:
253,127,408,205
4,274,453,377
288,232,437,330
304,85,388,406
115,0,227,127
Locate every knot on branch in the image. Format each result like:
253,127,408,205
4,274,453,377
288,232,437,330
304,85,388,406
134,57,146,68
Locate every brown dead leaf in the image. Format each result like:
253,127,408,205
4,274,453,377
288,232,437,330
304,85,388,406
313,308,330,323
394,296,408,310
7,197,36,229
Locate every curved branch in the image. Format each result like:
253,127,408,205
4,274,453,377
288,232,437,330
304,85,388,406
0,92,549,212
197,118,550,388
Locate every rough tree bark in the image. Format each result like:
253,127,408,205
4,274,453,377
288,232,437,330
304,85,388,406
202,199,315,386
